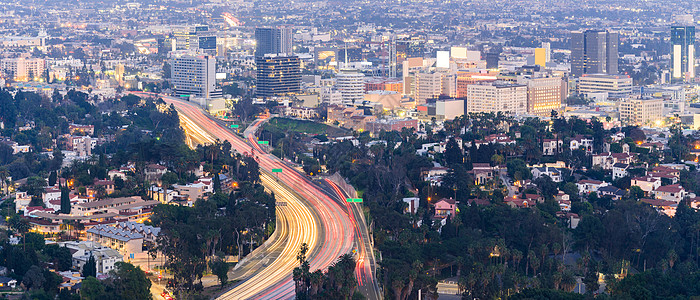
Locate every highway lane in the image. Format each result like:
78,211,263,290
175,104,311,298
223,171,319,299
325,179,381,300
151,94,356,299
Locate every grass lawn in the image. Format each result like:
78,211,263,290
264,117,349,137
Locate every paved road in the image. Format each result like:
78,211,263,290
145,93,355,299
324,179,381,300
499,169,517,197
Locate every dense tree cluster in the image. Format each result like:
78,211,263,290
293,243,361,300
313,112,700,299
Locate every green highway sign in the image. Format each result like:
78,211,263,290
258,141,269,145
272,168,283,173
230,124,239,128
346,198,363,203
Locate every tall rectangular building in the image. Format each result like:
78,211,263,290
255,54,301,98
255,26,293,57
570,30,618,77
619,98,663,126
523,77,563,117
671,26,695,79
415,72,443,104
171,54,221,99
467,83,527,115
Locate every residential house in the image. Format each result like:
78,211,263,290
542,139,563,156
468,133,516,149
14,191,32,213
69,124,95,135
172,183,208,201
402,197,420,214
0,277,17,290
108,169,127,181
531,166,565,182
570,135,593,154
641,198,677,217
471,163,496,185
422,166,450,186
597,185,626,200
592,152,637,170
434,198,457,218
115,221,160,244
42,186,61,206
525,194,544,204
505,196,534,208
612,163,629,180
631,176,661,194
653,184,687,202
576,180,609,194
92,179,115,195
145,164,167,182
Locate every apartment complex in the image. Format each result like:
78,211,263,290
1,57,45,81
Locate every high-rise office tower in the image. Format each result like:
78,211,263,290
570,30,619,77
255,26,293,57
171,54,221,99
336,69,366,105
388,37,397,78
255,54,301,98
671,26,695,79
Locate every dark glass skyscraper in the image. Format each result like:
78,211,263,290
255,54,301,98
255,26,293,57
570,30,618,77
671,26,695,79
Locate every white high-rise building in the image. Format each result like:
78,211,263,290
171,54,221,99
671,26,695,80
467,83,527,115
336,69,365,105
541,42,551,63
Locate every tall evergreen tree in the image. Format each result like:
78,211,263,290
48,171,57,186
82,254,97,278
213,172,221,192
60,182,70,214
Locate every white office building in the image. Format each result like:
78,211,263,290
171,53,221,99
335,69,365,105
467,83,527,115
577,74,633,99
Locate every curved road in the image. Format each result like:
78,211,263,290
151,94,358,299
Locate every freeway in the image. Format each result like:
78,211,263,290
325,179,381,300
148,93,359,299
